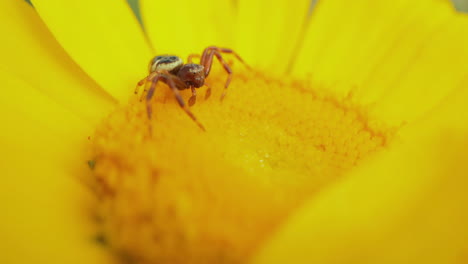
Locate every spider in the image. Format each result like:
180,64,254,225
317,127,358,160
135,46,249,131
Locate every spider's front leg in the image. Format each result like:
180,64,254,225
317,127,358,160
200,46,249,101
187,53,201,63
166,77,206,131
146,73,206,131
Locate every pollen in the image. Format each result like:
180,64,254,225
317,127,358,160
88,65,396,264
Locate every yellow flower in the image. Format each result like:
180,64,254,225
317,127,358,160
1,0,468,263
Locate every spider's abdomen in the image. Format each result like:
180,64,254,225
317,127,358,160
148,55,183,74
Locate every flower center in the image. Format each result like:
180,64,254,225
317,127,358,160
88,67,396,264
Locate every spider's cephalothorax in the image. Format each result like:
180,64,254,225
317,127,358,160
135,46,250,131
177,64,205,88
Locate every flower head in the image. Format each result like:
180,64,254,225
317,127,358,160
1,0,468,263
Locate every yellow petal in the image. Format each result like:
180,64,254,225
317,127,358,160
31,0,153,102
251,82,468,263
234,0,310,72
0,0,115,124
141,0,235,58
372,13,468,125
0,73,111,264
293,0,468,125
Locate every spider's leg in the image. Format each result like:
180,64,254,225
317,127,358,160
209,50,233,101
135,77,147,95
135,72,157,96
211,47,250,69
200,46,250,77
187,54,201,63
164,75,206,131
145,75,161,119
140,86,148,102
200,48,215,76
188,86,197,106
139,72,159,101
199,46,250,101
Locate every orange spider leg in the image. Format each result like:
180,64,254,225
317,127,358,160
146,73,205,131
135,71,158,101
199,46,250,100
200,46,250,77
187,54,201,63
200,49,232,100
